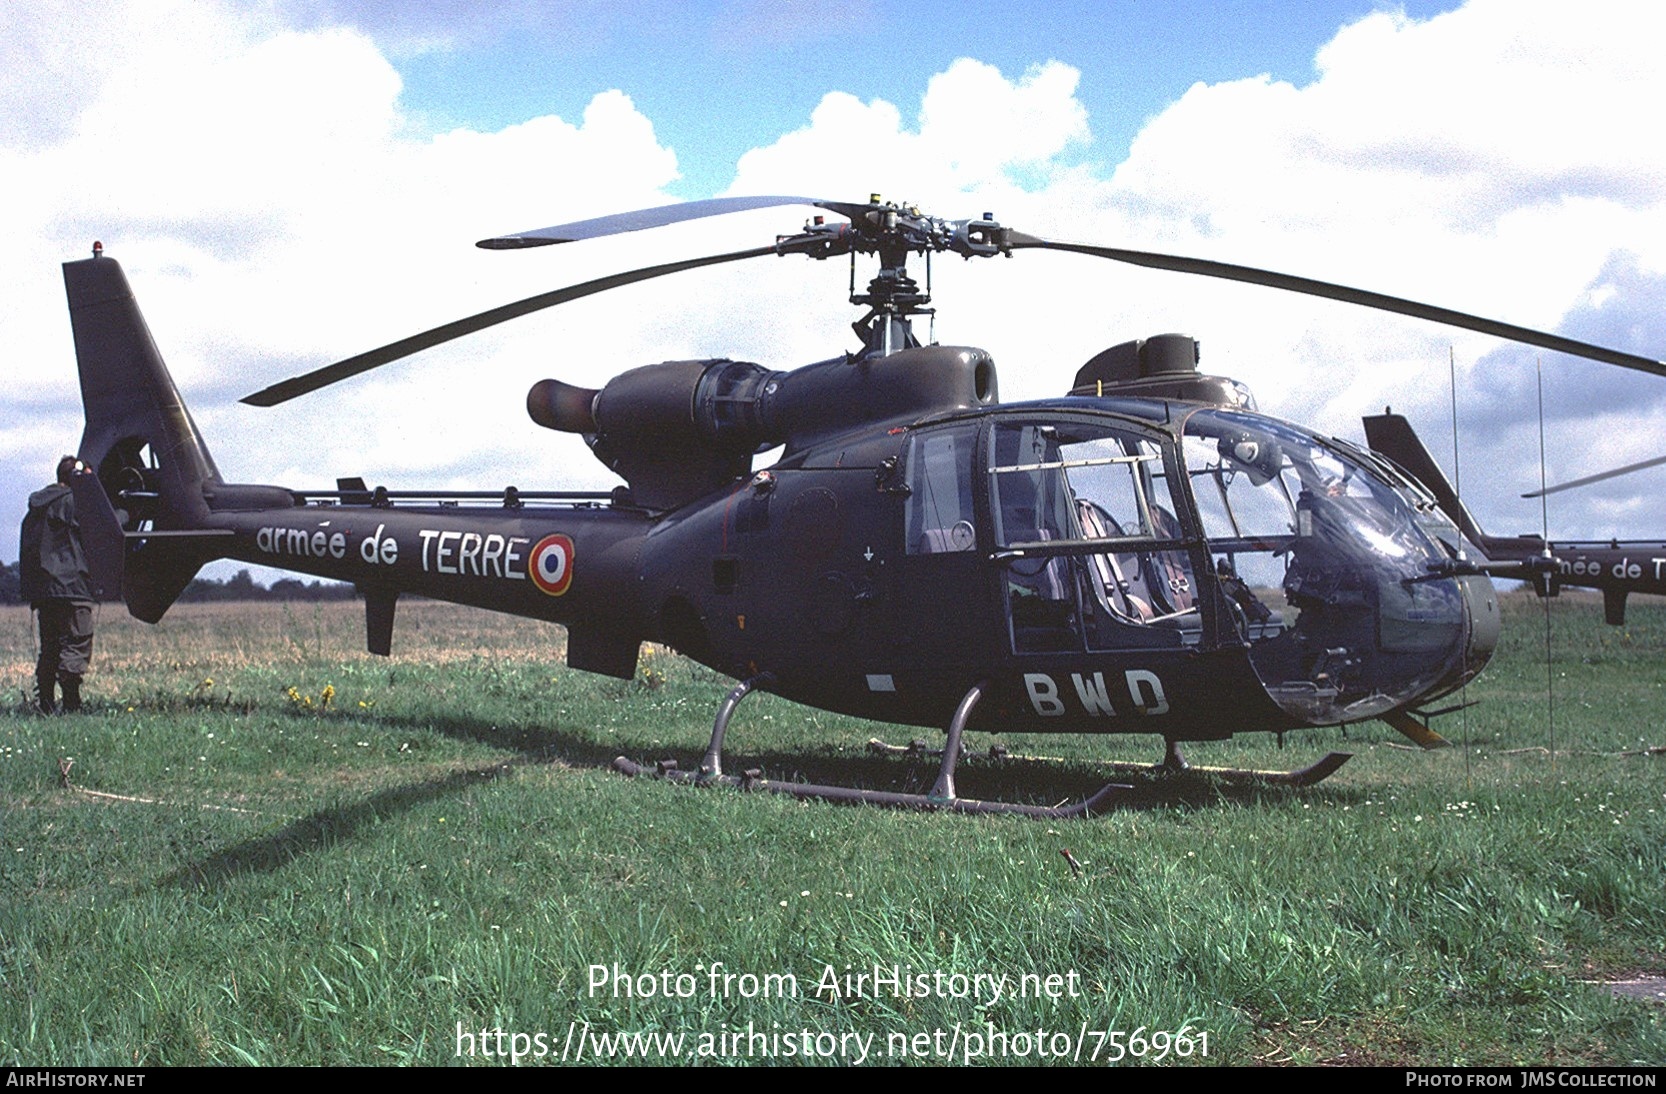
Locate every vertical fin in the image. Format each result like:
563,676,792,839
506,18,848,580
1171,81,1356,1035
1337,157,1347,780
365,589,398,656
64,253,222,620
65,256,218,522
1361,411,1486,546
1603,587,1628,626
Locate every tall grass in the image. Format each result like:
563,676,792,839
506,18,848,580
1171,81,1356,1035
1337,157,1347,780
1,594,1661,1065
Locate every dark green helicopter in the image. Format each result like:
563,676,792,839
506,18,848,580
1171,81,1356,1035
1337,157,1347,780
61,197,1666,817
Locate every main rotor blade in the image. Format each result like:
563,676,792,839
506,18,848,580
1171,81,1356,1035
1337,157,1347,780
241,244,776,406
1522,453,1666,498
1008,233,1666,378
479,195,868,249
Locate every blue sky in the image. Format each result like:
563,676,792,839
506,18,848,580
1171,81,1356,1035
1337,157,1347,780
369,0,1462,197
5,0,1665,571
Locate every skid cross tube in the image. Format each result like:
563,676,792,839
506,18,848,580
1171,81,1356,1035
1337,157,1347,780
701,673,773,778
928,679,986,801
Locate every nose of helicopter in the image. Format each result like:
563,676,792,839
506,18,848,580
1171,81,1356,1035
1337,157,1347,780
1182,408,1503,729
1439,571,1502,692
1249,560,1500,727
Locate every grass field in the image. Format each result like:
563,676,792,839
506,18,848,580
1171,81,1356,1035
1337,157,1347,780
2,593,1662,1066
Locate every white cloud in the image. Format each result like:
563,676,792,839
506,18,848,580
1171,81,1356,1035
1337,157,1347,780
729,58,1091,202
987,3,1666,542
1,0,690,560
4,0,1666,569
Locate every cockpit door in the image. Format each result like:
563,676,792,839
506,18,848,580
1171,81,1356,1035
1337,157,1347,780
986,418,1215,654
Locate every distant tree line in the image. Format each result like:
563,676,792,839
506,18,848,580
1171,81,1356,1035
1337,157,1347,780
1,561,354,605
179,569,357,602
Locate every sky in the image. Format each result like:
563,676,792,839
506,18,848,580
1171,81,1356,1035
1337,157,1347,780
5,0,1666,579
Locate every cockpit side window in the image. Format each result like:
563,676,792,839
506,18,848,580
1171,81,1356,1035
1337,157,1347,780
904,427,977,554
989,424,1073,546
989,424,1181,548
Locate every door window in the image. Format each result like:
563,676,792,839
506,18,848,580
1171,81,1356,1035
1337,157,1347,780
989,421,1197,652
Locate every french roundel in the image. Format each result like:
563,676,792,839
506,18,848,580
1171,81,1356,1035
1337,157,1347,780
528,534,575,596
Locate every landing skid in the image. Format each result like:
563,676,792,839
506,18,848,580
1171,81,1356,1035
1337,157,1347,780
611,677,1133,819
1100,750,1352,788
865,737,1354,789
610,757,1131,818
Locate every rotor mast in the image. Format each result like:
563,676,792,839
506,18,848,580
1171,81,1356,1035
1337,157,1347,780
774,194,1011,359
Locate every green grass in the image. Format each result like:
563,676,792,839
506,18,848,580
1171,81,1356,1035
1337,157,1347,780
1,593,1662,1066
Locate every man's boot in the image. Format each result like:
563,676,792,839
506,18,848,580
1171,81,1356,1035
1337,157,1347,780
36,674,56,714
60,676,82,714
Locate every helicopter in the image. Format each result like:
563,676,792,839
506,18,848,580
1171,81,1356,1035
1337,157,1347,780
1363,410,1666,628
59,195,1666,818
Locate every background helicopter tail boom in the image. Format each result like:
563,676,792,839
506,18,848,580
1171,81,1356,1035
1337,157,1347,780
1362,411,1666,625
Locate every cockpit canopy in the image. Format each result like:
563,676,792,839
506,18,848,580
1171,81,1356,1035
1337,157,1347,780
903,404,1484,725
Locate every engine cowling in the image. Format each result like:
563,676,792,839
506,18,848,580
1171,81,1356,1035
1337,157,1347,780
528,345,998,510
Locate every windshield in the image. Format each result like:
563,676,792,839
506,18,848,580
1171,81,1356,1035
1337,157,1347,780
1183,408,1468,723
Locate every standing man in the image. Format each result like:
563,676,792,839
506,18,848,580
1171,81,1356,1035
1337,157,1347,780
20,456,95,713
